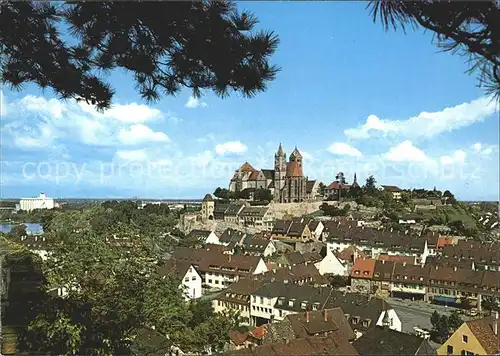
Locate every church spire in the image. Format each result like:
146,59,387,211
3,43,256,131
277,143,284,156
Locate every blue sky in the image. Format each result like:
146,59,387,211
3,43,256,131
1,2,499,200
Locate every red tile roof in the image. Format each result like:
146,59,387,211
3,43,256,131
350,258,376,279
326,182,350,190
437,236,454,249
286,161,303,177
336,246,368,262
202,194,213,202
238,162,257,172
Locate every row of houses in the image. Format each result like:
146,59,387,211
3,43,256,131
227,312,500,356
350,258,500,309
201,194,275,230
213,279,402,332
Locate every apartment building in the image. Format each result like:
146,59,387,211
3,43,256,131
350,259,500,309
238,206,275,231
172,247,267,289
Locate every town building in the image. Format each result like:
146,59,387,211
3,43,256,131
185,229,221,245
172,247,268,289
263,307,356,344
213,279,265,325
200,194,215,221
19,193,55,212
227,333,358,356
353,326,436,355
238,235,276,257
437,313,499,356
238,206,274,231
229,144,311,203
158,259,202,300
380,185,403,200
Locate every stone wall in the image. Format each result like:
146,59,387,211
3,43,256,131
269,201,338,219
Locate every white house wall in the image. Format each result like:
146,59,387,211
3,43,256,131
180,266,203,300
375,309,402,332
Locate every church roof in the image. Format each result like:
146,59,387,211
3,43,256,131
202,194,213,202
290,147,302,159
286,161,303,177
238,162,257,172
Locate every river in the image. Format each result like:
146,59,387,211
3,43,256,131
0,222,44,235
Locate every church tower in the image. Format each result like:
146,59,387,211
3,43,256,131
289,146,303,169
274,143,287,201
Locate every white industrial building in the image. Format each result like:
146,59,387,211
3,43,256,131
19,193,55,212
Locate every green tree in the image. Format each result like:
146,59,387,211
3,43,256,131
1,1,279,110
213,187,231,200
20,204,236,355
448,311,463,331
368,1,500,101
254,188,273,202
318,182,326,198
7,223,27,239
364,175,377,194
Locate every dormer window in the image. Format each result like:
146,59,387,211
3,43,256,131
277,298,284,306
313,302,320,311
352,316,360,324
403,276,408,280
374,272,380,277
362,319,371,327
419,277,424,281
289,299,296,307
344,313,350,320
301,301,307,310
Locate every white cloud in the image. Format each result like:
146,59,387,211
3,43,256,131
301,151,315,162
384,140,432,163
471,143,482,152
115,149,149,162
327,142,363,157
185,96,208,109
118,124,170,145
440,150,467,165
345,97,497,140
2,94,170,149
215,141,248,156
78,101,163,123
470,142,497,156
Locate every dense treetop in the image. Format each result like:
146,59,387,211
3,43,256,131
0,1,280,110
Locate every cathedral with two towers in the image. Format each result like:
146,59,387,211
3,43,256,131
229,144,311,203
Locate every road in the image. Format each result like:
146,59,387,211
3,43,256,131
385,297,472,334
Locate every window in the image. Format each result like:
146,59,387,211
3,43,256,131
252,296,256,303
191,276,196,281
462,335,468,343
260,296,264,304
184,277,189,282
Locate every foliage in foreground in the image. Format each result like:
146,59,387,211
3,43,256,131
0,1,279,110
5,203,239,355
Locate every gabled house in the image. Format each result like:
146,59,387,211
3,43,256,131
353,326,436,355
263,307,356,344
239,235,276,257
185,229,220,245
437,313,500,356
271,220,312,241
224,204,246,223
158,259,202,300
172,247,268,289
285,251,323,267
315,248,348,276
350,258,376,294
220,228,247,247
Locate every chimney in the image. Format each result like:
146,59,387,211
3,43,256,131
494,311,498,336
228,254,231,262
306,311,310,323
402,262,406,267
324,310,328,322
435,265,439,270
453,266,457,271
